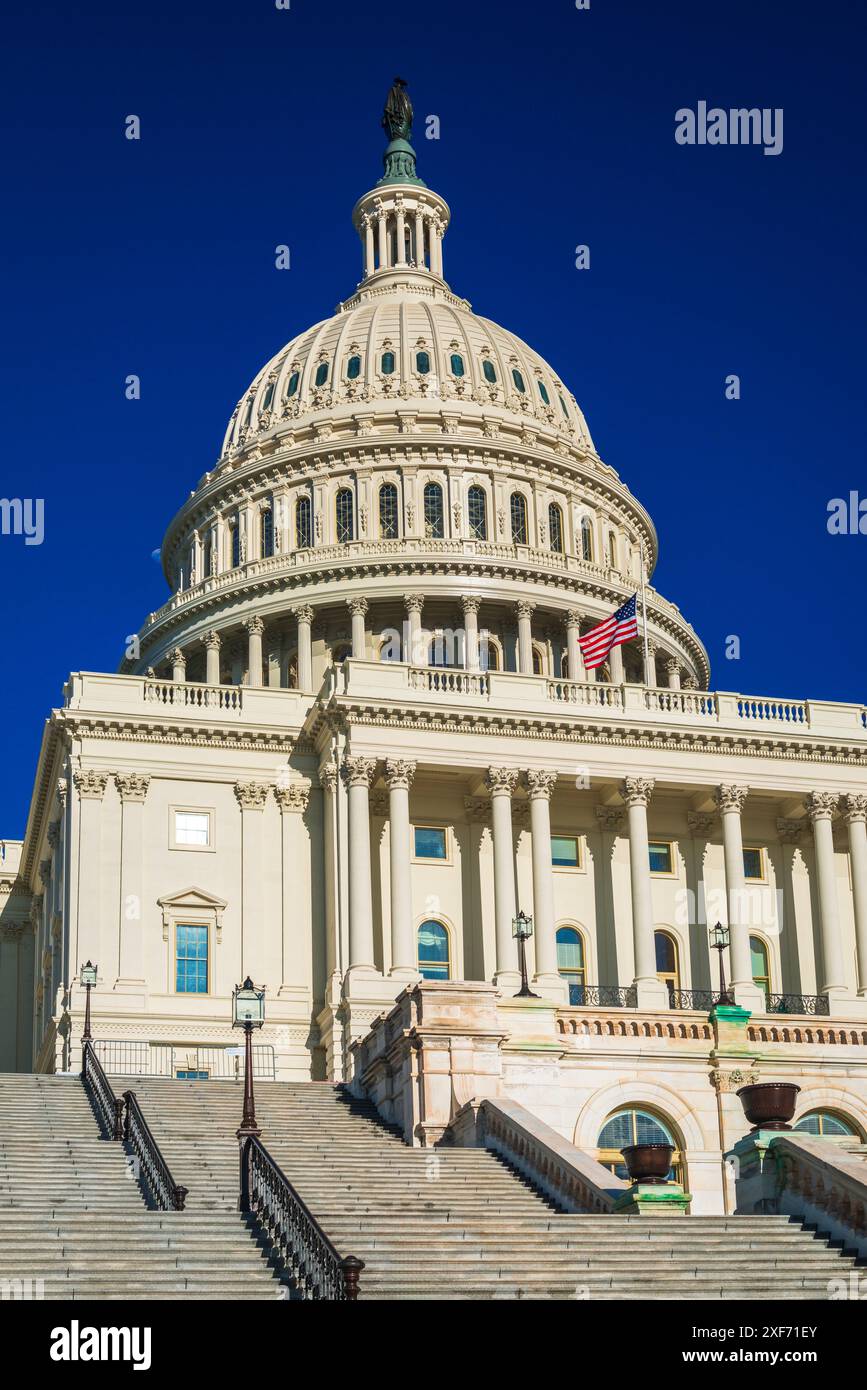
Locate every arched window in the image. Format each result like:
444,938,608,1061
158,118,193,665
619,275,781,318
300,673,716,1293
510,492,528,545
580,515,593,562
793,1111,857,1138
750,936,771,1002
260,508,274,558
336,489,354,544
381,351,396,375
450,353,465,377
203,537,213,578
556,927,585,1004
286,371,300,399
416,350,431,375
655,930,680,997
482,359,497,384
512,368,526,394
538,380,550,405
608,532,618,569
597,1109,682,1183
230,523,241,569
468,485,487,541
295,496,312,550
531,644,545,675
379,482,399,539
480,636,500,672
346,354,361,380
548,502,564,553
423,482,444,539
314,362,329,388
417,920,450,980
261,381,274,411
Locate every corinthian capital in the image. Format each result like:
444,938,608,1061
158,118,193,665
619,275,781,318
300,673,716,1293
404,593,425,615
73,770,110,801
292,604,314,625
204,629,222,651
461,595,482,617
347,597,369,617
525,769,558,801
842,794,867,826
486,767,520,796
115,773,151,803
234,781,269,810
620,777,654,809
515,601,536,621
274,781,310,814
319,761,339,794
243,616,264,636
384,759,417,791
805,791,839,823
341,756,377,790
714,784,749,815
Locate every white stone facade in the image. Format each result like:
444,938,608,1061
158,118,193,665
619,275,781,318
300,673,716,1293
2,109,866,1213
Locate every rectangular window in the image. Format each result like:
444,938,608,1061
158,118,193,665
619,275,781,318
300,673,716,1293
414,826,447,860
743,847,765,881
176,1070,209,1080
174,811,210,847
551,835,580,868
648,841,674,875
176,924,208,995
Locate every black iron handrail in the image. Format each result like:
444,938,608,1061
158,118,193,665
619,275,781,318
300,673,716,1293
82,1039,125,1140
668,989,726,1012
241,1134,364,1300
567,984,638,1008
764,993,831,1017
122,1089,188,1211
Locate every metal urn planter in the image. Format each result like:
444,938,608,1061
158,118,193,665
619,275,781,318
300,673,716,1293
621,1142,675,1184
736,1081,801,1132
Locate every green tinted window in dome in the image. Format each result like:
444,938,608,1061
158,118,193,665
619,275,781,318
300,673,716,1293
450,353,465,377
314,362,329,387
482,359,497,384
243,397,254,426
381,351,395,375
559,393,569,418
416,350,431,375
512,369,526,394
286,372,300,398
538,380,550,405
346,355,361,380
262,382,274,410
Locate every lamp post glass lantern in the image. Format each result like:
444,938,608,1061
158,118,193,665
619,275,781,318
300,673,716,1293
233,977,265,1138
512,910,539,998
709,922,732,1005
80,961,98,1042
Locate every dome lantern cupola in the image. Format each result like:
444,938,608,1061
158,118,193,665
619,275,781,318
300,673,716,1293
351,78,450,290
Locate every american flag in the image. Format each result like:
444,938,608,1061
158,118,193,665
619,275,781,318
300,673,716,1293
579,594,639,671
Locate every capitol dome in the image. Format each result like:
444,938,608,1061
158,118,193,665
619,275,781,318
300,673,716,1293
134,80,709,692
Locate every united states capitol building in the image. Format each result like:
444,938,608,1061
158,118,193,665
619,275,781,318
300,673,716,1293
2,81,867,1220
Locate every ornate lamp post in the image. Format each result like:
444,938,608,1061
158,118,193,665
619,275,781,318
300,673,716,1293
512,910,539,998
233,977,265,1140
709,922,732,1005
80,961,98,1043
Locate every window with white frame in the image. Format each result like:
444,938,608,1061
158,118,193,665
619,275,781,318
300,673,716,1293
171,809,212,850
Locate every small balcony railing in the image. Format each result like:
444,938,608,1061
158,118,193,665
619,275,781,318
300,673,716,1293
567,984,637,1008
764,993,831,1017
668,989,725,1012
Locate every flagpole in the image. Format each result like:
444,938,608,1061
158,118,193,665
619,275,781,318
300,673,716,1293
640,541,650,685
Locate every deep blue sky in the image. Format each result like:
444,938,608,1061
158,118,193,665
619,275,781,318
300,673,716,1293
2,0,865,836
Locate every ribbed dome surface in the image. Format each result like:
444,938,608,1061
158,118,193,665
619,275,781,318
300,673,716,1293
220,288,595,457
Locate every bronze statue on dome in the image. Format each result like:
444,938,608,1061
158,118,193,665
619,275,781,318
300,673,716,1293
382,77,413,142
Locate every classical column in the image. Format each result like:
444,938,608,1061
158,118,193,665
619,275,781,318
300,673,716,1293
609,643,625,685
665,657,681,691
362,214,374,277
170,647,186,682
235,782,269,983
621,778,668,1008
516,601,535,675
431,218,443,276
564,610,583,681
115,773,149,990
244,616,264,687
384,760,418,978
377,208,388,269
320,763,340,984
204,630,221,685
486,767,520,983
844,795,867,996
461,596,481,672
341,756,378,977
291,605,313,691
394,198,406,266
714,783,763,1009
525,770,561,990
404,593,424,665
72,770,109,988
275,782,311,996
414,208,425,268
347,597,368,660
644,641,658,687
806,792,846,1000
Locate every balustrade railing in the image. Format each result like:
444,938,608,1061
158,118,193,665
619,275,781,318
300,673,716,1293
82,1040,125,1140
240,1135,363,1300
409,668,490,696
144,679,243,712
567,984,637,1008
668,988,725,1012
548,680,623,708
122,1090,188,1211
